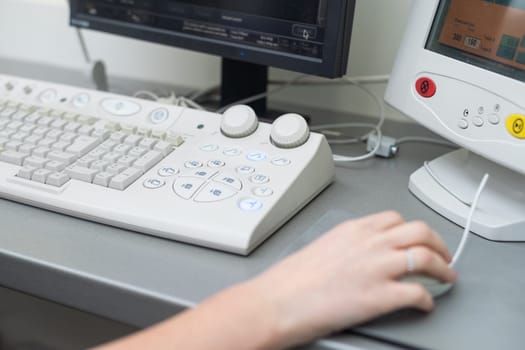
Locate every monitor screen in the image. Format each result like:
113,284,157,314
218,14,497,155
70,0,355,78
426,0,525,82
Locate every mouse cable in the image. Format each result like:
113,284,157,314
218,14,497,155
450,173,490,268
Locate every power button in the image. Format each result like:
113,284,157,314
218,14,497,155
415,77,437,98
506,114,525,139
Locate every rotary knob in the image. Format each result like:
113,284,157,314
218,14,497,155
270,113,310,148
221,105,259,138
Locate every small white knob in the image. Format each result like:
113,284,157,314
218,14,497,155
221,105,259,138
270,113,310,148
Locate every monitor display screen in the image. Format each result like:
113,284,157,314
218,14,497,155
426,0,525,82
70,0,354,77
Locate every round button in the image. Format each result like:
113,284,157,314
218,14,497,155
237,165,255,174
458,119,469,130
253,186,274,197
144,178,166,189
200,144,219,152
23,86,33,95
223,147,242,157
488,114,501,125
270,114,310,149
415,77,437,98
185,160,203,168
72,93,90,109
101,98,141,116
158,167,179,177
39,89,58,104
473,116,484,127
239,198,263,212
247,151,267,162
221,105,259,138
271,157,291,166
250,174,270,184
150,108,169,124
208,160,225,168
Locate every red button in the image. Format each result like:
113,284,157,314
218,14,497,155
415,77,437,98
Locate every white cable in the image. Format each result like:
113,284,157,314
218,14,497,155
450,174,490,268
133,90,161,101
332,126,382,162
133,90,207,110
423,161,472,206
396,136,456,148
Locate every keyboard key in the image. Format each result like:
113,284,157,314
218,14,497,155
66,136,99,155
173,177,206,200
139,138,157,149
128,147,148,158
46,129,63,140
17,165,37,180
24,135,42,145
117,155,136,167
32,147,51,158
18,144,36,155
65,165,99,183
113,143,131,155
24,156,49,168
93,172,114,187
153,141,173,156
60,132,78,143
90,160,110,171
132,150,163,172
109,167,143,190
102,152,121,163
51,141,71,152
0,150,27,165
64,121,81,132
76,156,97,168
5,141,22,151
106,163,127,175
32,168,52,183
46,172,70,187
78,125,94,135
87,148,107,159
124,134,142,146
50,119,68,129
47,151,77,163
7,121,23,130
45,160,67,172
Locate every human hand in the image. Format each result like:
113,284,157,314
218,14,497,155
247,211,457,349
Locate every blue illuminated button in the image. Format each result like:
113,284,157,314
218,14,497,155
247,151,267,162
149,108,169,124
239,198,263,212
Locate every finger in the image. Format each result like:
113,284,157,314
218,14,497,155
386,247,457,283
384,221,451,263
353,211,405,232
385,282,434,312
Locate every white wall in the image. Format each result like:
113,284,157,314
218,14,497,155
0,0,413,120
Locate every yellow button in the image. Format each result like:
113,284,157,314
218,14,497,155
506,114,525,139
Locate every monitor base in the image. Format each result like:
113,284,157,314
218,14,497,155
409,149,525,241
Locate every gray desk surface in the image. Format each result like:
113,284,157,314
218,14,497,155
1,60,524,350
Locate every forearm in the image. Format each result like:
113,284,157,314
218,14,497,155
93,280,285,350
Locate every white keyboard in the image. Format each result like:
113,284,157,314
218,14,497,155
0,74,335,254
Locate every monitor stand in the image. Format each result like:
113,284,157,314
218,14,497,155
409,149,525,241
220,58,269,118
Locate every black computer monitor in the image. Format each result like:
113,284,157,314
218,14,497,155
69,1,356,115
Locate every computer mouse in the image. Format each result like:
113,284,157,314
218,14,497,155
399,274,453,298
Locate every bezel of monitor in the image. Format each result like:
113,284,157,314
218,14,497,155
385,0,525,175
69,0,355,78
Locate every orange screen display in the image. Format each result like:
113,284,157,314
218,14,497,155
438,0,525,69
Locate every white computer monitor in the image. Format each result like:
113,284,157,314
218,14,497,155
385,0,525,241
